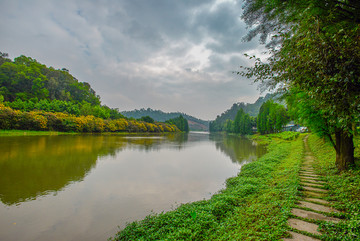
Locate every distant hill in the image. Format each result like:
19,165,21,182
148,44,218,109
210,93,281,132
121,108,209,131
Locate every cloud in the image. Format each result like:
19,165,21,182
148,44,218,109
0,0,265,120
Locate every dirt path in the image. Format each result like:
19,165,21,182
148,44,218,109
283,135,341,240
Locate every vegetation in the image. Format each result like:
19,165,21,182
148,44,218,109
220,108,253,135
240,0,360,170
0,53,125,121
111,132,302,240
257,100,289,134
307,134,360,240
0,102,178,134
209,93,276,132
0,130,74,136
0,53,181,134
210,97,289,136
165,115,189,132
122,108,209,131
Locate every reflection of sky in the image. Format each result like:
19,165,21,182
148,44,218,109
0,133,265,241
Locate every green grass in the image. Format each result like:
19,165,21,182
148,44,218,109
110,132,304,240
308,135,360,241
0,129,77,136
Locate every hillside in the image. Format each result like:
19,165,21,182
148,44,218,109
121,108,209,131
209,93,281,132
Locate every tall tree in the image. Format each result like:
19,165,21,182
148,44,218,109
241,0,360,170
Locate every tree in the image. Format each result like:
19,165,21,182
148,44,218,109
257,100,288,134
139,116,155,124
241,0,360,170
166,115,189,132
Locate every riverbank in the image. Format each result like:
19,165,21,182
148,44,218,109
110,132,360,240
0,130,77,136
0,129,182,137
110,132,304,240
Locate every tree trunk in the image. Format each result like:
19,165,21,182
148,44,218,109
335,129,355,170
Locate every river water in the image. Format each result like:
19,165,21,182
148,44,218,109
0,132,266,241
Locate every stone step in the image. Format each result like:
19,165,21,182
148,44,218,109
300,171,317,175
300,182,324,188
288,218,321,235
297,201,338,213
301,169,315,172
300,174,320,178
291,208,341,223
303,186,328,193
300,176,323,182
304,198,329,205
304,191,326,198
283,231,320,241
300,179,326,184
302,163,314,166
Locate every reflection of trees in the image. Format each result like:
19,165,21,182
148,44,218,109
0,132,254,206
0,135,122,206
209,134,266,164
0,134,192,206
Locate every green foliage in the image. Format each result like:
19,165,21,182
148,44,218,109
0,104,178,134
241,0,360,169
110,134,303,240
139,116,155,124
231,108,252,135
0,54,99,104
122,108,209,131
209,93,278,132
0,53,127,121
3,98,126,120
165,115,189,132
308,134,360,240
257,100,289,134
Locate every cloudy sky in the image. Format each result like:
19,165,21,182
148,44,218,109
0,0,267,120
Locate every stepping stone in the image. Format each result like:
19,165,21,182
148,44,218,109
283,231,320,241
301,169,315,172
301,182,324,188
304,191,326,198
302,162,314,166
288,218,321,235
304,156,315,161
300,171,317,175
297,201,338,213
304,198,329,205
300,174,319,178
301,179,326,184
291,208,341,223
300,176,322,182
303,186,328,193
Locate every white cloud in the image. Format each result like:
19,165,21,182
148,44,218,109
0,0,265,120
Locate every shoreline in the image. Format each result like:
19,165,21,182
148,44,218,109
110,132,359,240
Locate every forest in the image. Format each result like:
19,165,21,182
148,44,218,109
239,0,360,171
0,53,179,133
122,108,208,131
210,97,289,136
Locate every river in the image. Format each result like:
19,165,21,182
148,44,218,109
0,132,266,241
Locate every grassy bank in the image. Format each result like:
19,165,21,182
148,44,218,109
0,129,76,136
0,130,182,137
308,135,360,241
110,132,303,240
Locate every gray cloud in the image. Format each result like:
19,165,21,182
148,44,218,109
0,0,264,120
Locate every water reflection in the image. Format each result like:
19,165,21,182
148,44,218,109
0,132,265,241
0,134,191,206
210,133,267,164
